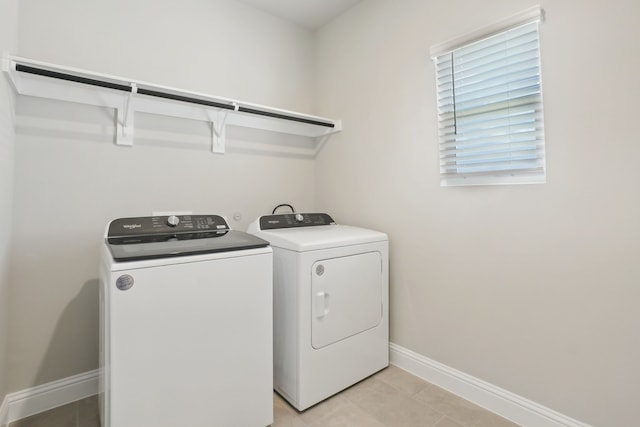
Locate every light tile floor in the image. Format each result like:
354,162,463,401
9,365,520,427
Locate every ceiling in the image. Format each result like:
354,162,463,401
236,0,362,30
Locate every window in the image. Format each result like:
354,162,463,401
431,8,545,186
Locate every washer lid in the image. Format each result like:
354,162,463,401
106,230,270,262
254,224,387,252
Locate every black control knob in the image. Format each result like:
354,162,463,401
167,215,180,227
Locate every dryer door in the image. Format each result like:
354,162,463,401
311,251,382,349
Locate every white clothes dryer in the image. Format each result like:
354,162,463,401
248,213,389,410
100,214,273,427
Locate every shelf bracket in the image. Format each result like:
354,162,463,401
116,83,137,146
314,134,331,156
3,56,21,94
209,103,238,154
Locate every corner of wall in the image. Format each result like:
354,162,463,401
0,394,8,427
0,0,19,406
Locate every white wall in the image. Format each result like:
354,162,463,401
0,0,19,402
315,0,640,426
9,1,640,425
8,0,316,392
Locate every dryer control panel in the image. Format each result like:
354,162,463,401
259,213,335,230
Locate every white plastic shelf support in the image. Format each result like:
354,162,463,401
2,54,342,154
118,83,137,146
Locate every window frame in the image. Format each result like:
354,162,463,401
430,6,546,186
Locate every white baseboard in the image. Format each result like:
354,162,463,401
389,343,591,427
1,349,590,427
2,369,99,425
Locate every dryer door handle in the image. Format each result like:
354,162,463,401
315,291,329,319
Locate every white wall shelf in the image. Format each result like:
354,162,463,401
2,54,341,154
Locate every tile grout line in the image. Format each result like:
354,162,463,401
374,370,453,427
344,374,449,427
432,413,452,427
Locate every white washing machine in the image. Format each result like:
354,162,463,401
248,212,389,410
99,214,273,427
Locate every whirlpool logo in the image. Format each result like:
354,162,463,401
123,223,142,230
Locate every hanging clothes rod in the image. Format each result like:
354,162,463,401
15,64,335,128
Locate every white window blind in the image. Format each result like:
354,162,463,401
433,17,545,186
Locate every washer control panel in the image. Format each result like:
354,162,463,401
259,213,335,230
108,215,229,241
